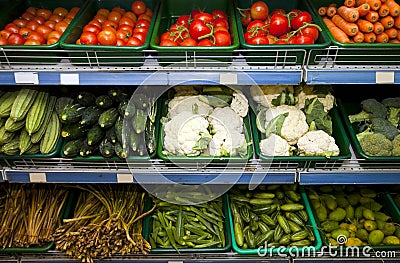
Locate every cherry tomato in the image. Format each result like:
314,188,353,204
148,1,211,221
160,39,178,46
214,18,229,29
36,9,52,20
240,10,252,27
80,31,98,45
291,34,314,44
194,13,214,24
189,19,211,41
0,37,7,45
26,31,45,44
7,33,25,45
198,38,214,46
83,24,101,35
247,35,269,44
180,37,197,46
131,1,147,16
116,29,131,41
299,25,319,41
250,1,269,20
53,7,68,17
26,21,39,31
98,29,117,45
36,25,52,39
214,30,231,46
135,19,150,28
125,36,143,46
290,11,312,30
269,14,290,37
212,10,228,20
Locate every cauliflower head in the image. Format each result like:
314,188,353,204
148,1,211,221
168,95,213,118
230,91,249,117
164,111,210,156
209,125,247,156
296,85,335,112
297,130,340,157
260,134,292,156
250,85,294,108
264,105,309,145
209,107,243,133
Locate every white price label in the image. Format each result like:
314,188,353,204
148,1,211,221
29,173,46,182
220,73,237,84
117,173,134,183
168,261,183,263
14,72,39,84
60,73,80,85
376,71,394,84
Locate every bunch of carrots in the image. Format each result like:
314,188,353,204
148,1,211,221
318,0,400,43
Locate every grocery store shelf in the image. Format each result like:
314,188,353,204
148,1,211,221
294,259,400,262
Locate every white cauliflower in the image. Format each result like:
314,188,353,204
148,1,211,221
209,126,247,156
209,107,243,133
173,86,199,96
163,111,210,156
230,91,249,117
260,134,292,156
264,105,309,145
168,95,213,118
296,85,335,112
297,130,340,157
250,85,294,108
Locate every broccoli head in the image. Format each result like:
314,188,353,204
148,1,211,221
371,118,399,140
382,97,400,108
392,134,400,156
358,132,393,156
348,110,371,124
361,99,387,119
388,107,400,127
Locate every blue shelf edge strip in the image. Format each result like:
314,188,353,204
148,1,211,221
299,172,400,185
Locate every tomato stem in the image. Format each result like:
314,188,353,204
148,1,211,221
236,7,250,17
198,23,215,40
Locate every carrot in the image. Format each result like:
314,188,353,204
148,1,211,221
365,11,379,22
381,15,395,28
386,0,400,16
364,32,377,42
352,31,365,42
373,21,385,33
337,6,360,22
381,0,387,3
379,3,390,16
395,15,400,28
389,38,400,42
356,0,382,10
344,0,356,7
385,27,398,37
357,19,375,32
323,16,352,42
358,4,371,16
318,6,327,16
376,31,389,41
332,14,359,35
327,6,338,17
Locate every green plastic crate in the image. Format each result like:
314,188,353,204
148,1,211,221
157,99,253,163
235,0,331,65
252,107,351,167
0,0,85,63
227,186,323,255
0,188,73,254
149,0,240,64
60,0,159,66
142,194,232,253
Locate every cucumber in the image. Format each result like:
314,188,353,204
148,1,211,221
77,92,96,106
108,88,129,102
55,97,74,115
133,93,149,110
99,138,114,157
0,126,15,145
145,118,156,154
115,142,128,159
98,108,118,129
130,128,140,151
40,111,61,154
105,127,117,144
25,144,40,155
87,125,105,146
59,104,86,124
118,100,136,118
0,91,19,117
1,137,20,155
0,118,5,128
115,116,123,144
63,139,84,157
96,95,113,109
10,88,38,121
31,96,57,144
61,123,88,141
19,128,33,155
4,118,25,132
132,109,146,134
80,143,98,157
25,91,49,135
80,106,103,126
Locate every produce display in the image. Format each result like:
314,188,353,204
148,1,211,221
149,196,226,251
53,185,153,262
347,97,400,156
237,1,322,44
0,184,68,248
161,86,249,157
158,8,232,46
252,84,340,157
0,6,79,45
308,185,400,246
76,1,153,46
58,88,157,158
0,88,61,156
318,0,400,43
230,185,317,250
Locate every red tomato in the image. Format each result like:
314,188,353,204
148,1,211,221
18,28,32,38
299,25,319,41
269,14,290,37
13,19,28,28
138,14,151,22
198,38,214,46
214,26,229,33
53,7,69,18
97,8,110,17
93,14,107,24
26,21,39,31
180,37,197,46
194,13,214,24
102,20,118,30
80,31,98,45
247,20,266,32
36,25,52,39
274,38,290,44
247,35,269,44
270,9,286,16
88,19,102,28
98,29,117,45
44,20,56,29
47,30,62,41
291,34,314,44
55,21,69,33
190,8,203,18
189,19,211,41
131,1,146,16
27,31,45,44
24,39,41,45
135,19,150,28
33,16,46,25
133,26,147,34
108,11,122,23
112,7,126,15
26,7,37,16
116,29,131,41
36,9,52,20
240,10,252,27
123,12,137,23
290,11,312,30
119,17,135,27
21,12,35,21
47,37,59,45
161,32,174,42
145,8,153,17
5,23,19,33
0,37,7,45
214,18,229,29
251,1,269,20
63,17,72,24
132,32,146,42
214,30,231,46
160,39,178,46
0,30,12,39
83,24,101,35
212,10,228,20
116,38,126,46
176,15,190,27
7,33,25,45
125,36,143,46
49,14,63,23
119,24,133,33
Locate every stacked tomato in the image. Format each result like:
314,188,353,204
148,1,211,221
159,9,232,46
77,1,152,46
0,6,79,45
239,1,321,45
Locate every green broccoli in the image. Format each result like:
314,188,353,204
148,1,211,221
357,130,393,156
371,118,399,140
361,99,387,118
349,110,371,124
393,134,400,156
382,97,400,108
388,107,400,127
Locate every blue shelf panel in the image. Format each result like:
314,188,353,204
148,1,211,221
299,171,400,185
305,69,400,84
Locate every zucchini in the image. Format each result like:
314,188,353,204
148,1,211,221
0,91,19,117
31,96,57,144
80,106,103,126
1,137,20,155
61,122,88,141
59,104,85,124
132,109,146,134
108,88,129,102
77,92,96,106
115,142,128,159
19,129,33,155
145,118,156,154
63,139,84,157
80,143,97,157
55,97,74,115
118,100,136,118
0,126,15,145
25,91,50,135
40,111,61,154
87,125,105,146
99,137,114,157
98,108,118,129
4,118,25,132
10,88,38,121
96,95,113,109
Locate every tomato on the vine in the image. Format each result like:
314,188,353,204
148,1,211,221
198,38,214,46
180,37,197,46
214,30,231,46
189,19,211,41
247,20,266,32
250,1,269,20
190,8,203,18
160,39,178,46
194,13,214,25
248,36,269,44
290,11,312,30
270,9,286,16
176,15,190,28
212,10,228,20
269,13,290,37
299,25,319,41
214,18,229,29
291,34,314,44
240,10,252,27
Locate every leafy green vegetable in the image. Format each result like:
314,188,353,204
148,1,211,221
264,112,289,138
192,132,212,151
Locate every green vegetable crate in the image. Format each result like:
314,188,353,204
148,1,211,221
60,0,159,66
227,186,323,255
0,0,85,64
157,99,253,164
149,0,240,65
252,107,351,168
142,194,232,253
307,0,400,65
235,0,331,65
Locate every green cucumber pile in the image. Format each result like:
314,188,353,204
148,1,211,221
230,185,315,250
0,87,60,155
58,88,157,158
